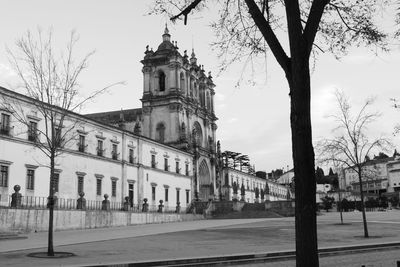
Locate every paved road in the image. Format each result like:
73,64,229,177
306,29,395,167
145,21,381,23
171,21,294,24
247,249,400,267
0,211,399,266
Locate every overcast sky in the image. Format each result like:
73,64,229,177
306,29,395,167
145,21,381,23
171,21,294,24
0,0,399,173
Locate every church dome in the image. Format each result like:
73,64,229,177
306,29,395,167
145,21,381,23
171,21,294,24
156,24,175,53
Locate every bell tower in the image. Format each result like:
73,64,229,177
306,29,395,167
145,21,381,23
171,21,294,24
141,26,218,200
141,26,217,149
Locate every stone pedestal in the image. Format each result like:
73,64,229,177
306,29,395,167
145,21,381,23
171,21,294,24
77,192,86,210
102,194,110,211
123,196,130,211
175,201,181,213
10,185,22,208
142,198,149,212
157,200,164,213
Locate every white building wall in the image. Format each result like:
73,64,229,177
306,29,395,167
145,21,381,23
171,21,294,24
0,87,194,209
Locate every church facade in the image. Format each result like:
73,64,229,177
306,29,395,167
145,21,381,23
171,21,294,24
0,27,218,209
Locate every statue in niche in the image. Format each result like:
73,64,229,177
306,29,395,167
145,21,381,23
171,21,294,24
134,122,141,135
180,122,187,142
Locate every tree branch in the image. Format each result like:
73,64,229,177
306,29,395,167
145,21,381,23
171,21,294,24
244,0,290,75
303,0,330,57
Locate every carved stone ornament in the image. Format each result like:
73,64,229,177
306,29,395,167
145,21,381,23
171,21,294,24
142,107,152,114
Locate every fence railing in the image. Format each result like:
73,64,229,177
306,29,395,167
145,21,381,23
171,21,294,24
0,195,183,213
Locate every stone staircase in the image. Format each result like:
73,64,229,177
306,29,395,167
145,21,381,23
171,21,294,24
208,201,283,219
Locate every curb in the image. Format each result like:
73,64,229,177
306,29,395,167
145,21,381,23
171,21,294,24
82,241,400,267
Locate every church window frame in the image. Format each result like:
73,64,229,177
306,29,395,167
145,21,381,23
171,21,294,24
0,165,9,187
180,72,185,92
158,70,166,92
156,122,166,143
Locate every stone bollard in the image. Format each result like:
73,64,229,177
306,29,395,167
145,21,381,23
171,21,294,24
77,192,86,210
123,196,130,211
157,200,164,213
47,195,58,209
101,194,110,211
10,185,22,208
142,198,149,212
175,201,181,213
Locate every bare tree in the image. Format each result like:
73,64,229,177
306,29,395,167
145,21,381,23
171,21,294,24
317,90,392,238
151,1,391,266
0,29,122,256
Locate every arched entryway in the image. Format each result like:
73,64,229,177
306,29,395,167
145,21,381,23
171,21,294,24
199,159,212,200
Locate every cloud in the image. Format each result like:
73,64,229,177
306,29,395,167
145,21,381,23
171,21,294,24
227,117,237,123
0,63,16,78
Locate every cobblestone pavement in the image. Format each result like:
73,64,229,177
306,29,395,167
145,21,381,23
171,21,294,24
0,211,399,266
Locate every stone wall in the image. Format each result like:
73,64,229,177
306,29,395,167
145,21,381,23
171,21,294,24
0,208,204,233
265,200,295,216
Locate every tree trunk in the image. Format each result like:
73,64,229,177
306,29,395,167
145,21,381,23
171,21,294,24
47,152,55,256
288,56,319,267
358,170,369,237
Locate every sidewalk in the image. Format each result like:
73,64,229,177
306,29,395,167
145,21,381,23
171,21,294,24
0,212,399,267
0,218,283,253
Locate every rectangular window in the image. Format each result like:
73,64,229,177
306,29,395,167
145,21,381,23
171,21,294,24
78,135,85,152
165,188,169,202
0,113,10,135
185,163,189,176
176,161,180,174
26,169,35,190
52,173,59,193
151,155,156,168
96,178,102,196
0,165,9,187
77,176,84,194
186,190,190,204
112,144,118,160
97,140,104,156
28,121,38,142
111,180,117,197
152,186,156,201
129,149,134,164
176,190,180,203
164,158,168,171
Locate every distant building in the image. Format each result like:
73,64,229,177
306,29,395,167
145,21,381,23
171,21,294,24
276,168,294,186
221,168,291,202
341,152,400,196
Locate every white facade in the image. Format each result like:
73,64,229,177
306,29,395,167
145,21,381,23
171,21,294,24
386,157,400,193
0,87,193,209
221,168,290,202
342,157,395,195
276,169,294,185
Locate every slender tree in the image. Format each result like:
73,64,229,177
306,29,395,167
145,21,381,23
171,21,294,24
317,90,392,237
151,1,390,266
0,29,122,256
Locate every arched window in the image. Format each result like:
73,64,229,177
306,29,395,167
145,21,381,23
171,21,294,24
206,92,211,110
189,77,194,97
180,72,185,92
194,82,198,99
159,71,166,92
156,123,166,143
192,122,203,147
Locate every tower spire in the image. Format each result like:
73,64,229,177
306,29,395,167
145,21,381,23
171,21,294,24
162,23,171,42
